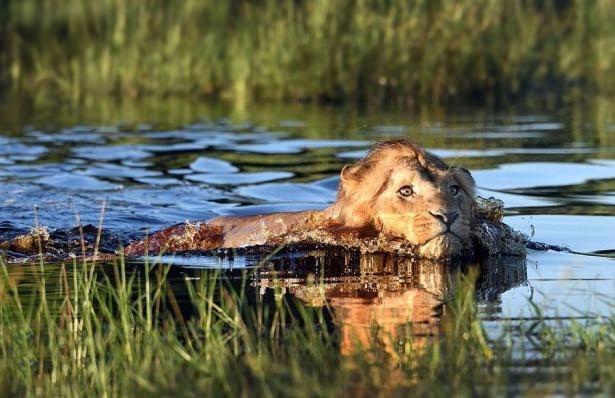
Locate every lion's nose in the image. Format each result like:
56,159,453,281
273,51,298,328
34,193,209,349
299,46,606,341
429,211,459,227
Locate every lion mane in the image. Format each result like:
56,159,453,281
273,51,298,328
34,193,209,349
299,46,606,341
330,139,475,227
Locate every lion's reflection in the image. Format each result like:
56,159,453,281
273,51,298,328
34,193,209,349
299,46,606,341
1,244,527,358
255,249,527,357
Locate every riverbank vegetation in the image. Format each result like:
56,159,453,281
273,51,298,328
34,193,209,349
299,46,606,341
0,258,612,396
2,0,613,105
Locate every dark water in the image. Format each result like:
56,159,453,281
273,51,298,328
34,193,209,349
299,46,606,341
0,97,613,345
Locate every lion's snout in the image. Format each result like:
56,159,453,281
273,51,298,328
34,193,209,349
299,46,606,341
413,211,456,243
428,210,459,229
410,209,471,258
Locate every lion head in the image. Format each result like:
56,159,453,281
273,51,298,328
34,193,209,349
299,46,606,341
329,139,476,258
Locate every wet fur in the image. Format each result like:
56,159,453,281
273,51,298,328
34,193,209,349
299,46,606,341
125,139,478,259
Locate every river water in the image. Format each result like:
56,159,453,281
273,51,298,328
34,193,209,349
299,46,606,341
0,97,613,353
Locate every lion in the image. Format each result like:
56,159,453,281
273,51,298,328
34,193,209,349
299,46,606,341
124,139,478,259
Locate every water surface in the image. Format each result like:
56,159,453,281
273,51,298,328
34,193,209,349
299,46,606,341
0,97,613,350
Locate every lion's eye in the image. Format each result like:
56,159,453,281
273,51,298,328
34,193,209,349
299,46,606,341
398,185,414,197
449,184,460,196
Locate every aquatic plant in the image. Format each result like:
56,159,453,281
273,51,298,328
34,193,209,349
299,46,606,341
0,256,612,396
3,0,614,104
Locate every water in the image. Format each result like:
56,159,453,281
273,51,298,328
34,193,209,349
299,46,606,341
0,97,613,349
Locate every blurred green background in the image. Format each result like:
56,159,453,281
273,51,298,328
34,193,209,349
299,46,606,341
0,0,613,106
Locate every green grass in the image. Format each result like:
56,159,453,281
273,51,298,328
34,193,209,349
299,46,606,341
0,257,612,397
3,0,614,105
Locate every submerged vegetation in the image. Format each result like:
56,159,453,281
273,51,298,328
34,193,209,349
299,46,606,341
0,257,612,396
2,0,614,104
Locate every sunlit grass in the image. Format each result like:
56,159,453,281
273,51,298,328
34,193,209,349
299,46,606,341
0,256,612,396
4,0,614,104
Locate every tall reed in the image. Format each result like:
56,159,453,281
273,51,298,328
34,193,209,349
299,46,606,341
0,258,612,396
4,0,614,104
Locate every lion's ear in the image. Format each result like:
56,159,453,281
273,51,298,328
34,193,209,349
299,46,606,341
340,164,358,184
452,167,475,195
